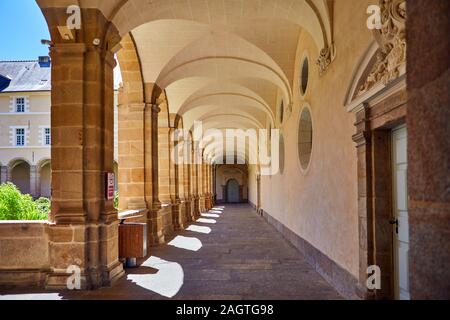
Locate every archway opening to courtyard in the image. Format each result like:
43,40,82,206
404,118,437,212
38,160,51,198
9,160,31,195
0,0,446,302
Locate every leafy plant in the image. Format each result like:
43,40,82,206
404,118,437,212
0,183,49,221
35,197,51,218
114,191,119,209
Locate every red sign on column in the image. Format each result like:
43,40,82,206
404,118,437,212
105,172,115,200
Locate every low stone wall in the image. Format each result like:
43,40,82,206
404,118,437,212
0,221,50,288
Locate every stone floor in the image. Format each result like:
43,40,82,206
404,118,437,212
0,204,342,300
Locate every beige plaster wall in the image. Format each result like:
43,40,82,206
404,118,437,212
254,0,375,278
248,164,258,206
0,93,51,166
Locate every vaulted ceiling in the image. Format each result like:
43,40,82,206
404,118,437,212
37,0,333,163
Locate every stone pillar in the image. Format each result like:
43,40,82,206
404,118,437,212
407,0,450,299
145,102,165,246
184,137,195,222
185,162,194,222
198,161,206,213
174,130,188,228
117,100,147,210
192,144,200,219
207,164,213,209
46,37,124,289
256,173,261,212
0,166,7,184
29,165,37,198
157,106,174,238
169,123,185,231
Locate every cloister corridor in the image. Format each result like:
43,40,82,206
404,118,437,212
0,205,341,300
0,0,448,302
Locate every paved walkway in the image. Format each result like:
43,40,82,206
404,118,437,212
1,204,341,300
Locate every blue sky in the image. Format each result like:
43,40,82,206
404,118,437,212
0,0,50,61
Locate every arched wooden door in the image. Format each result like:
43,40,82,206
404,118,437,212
226,179,240,203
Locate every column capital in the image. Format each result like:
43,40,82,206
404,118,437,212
51,43,87,56
151,104,161,114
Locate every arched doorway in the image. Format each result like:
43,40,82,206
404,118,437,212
226,179,240,203
10,160,30,195
39,161,51,198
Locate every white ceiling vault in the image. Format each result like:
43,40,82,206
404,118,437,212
37,0,333,163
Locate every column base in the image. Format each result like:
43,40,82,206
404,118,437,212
147,203,166,246
172,201,187,231
45,260,124,290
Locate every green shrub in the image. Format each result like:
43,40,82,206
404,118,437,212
35,197,51,217
114,191,119,209
0,183,48,221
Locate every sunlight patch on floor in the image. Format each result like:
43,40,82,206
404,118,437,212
0,293,63,300
186,225,212,234
168,235,203,252
202,213,220,218
197,218,217,224
127,256,184,298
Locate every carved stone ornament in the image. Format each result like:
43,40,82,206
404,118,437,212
358,0,406,96
316,46,332,75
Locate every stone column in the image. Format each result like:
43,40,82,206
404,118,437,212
192,144,200,219
174,131,188,228
184,137,195,222
30,165,38,198
185,162,194,222
198,161,206,213
207,164,213,209
0,166,7,184
145,102,164,246
157,108,174,238
407,0,450,299
169,124,185,231
46,38,124,289
117,99,147,211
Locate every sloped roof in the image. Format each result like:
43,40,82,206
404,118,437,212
0,60,51,92
0,60,122,93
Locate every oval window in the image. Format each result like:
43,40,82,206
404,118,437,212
298,107,313,171
300,58,309,96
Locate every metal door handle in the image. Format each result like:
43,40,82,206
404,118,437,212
390,219,399,234
389,219,399,226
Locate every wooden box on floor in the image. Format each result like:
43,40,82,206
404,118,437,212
118,223,148,259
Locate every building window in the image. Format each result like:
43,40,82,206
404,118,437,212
44,128,51,146
15,97,25,113
298,106,313,171
300,57,309,96
16,128,26,146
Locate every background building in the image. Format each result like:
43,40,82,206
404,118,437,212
0,57,119,198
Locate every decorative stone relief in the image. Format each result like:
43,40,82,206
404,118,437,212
358,0,406,96
316,46,333,76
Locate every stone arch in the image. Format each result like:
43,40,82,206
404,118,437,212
117,33,145,105
36,158,51,198
8,158,32,195
108,0,330,52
